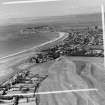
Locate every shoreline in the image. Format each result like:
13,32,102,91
0,32,68,62
0,31,68,85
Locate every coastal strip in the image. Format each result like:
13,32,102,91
0,32,68,63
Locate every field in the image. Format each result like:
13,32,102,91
37,56,105,105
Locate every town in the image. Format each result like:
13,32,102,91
24,24,104,64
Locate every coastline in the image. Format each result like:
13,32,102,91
0,31,68,85
0,32,68,63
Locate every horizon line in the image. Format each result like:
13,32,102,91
0,12,102,20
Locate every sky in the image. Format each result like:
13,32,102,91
0,0,104,20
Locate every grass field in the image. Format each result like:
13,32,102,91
35,56,105,105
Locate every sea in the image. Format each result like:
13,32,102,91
0,31,58,58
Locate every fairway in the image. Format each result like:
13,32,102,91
28,56,104,105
